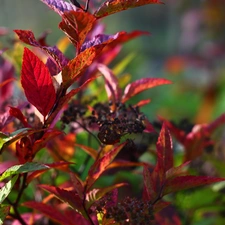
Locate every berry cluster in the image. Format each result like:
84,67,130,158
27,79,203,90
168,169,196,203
105,196,154,225
89,102,146,144
61,101,147,144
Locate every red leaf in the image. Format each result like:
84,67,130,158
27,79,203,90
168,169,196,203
153,201,171,213
206,113,225,133
14,30,39,46
122,78,171,103
14,30,65,69
23,201,73,225
21,48,56,117
74,143,98,159
157,123,173,172
62,45,104,89
94,0,163,18
151,124,173,190
97,64,122,104
64,210,91,225
33,130,62,154
70,172,84,199
86,142,127,190
40,184,85,216
143,165,157,201
9,107,30,127
163,175,225,195
166,161,190,180
59,11,96,50
133,99,151,108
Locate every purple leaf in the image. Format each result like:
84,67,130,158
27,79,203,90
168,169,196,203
81,34,117,52
41,0,79,16
14,30,67,71
45,46,69,75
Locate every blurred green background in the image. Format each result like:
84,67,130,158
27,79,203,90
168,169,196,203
1,0,225,123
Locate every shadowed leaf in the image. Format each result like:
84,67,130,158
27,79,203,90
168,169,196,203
24,201,73,225
9,107,30,128
70,172,84,199
40,185,85,216
86,142,127,189
143,165,157,201
0,205,10,224
27,161,73,183
46,75,99,125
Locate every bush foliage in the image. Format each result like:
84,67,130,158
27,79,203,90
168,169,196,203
1,0,225,224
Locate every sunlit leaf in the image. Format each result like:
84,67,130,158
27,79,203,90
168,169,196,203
94,0,163,18
97,64,122,103
62,45,104,88
86,183,126,208
0,162,49,182
0,128,34,154
24,201,72,225
0,175,18,203
21,48,56,117
59,11,96,50
41,0,79,16
82,31,148,52
157,123,173,172
74,143,98,159
122,78,172,103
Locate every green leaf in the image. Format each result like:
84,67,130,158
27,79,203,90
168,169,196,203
0,204,10,224
0,128,32,153
0,132,9,151
0,175,18,204
0,162,49,182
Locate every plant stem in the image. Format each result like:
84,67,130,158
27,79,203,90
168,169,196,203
15,174,28,205
83,187,95,225
6,174,28,225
